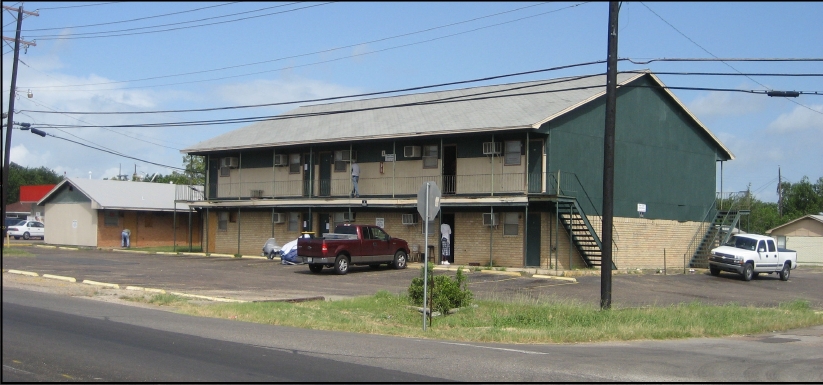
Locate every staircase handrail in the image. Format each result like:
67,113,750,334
549,170,619,253
684,197,718,263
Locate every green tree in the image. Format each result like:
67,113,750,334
6,162,63,203
780,176,823,218
149,156,205,185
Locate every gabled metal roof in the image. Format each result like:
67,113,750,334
767,214,823,234
38,178,192,212
182,71,733,160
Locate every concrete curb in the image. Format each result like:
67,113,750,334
125,286,167,293
7,269,38,277
532,274,578,282
479,270,523,277
111,249,150,254
58,246,79,250
169,291,247,303
82,280,120,289
34,245,57,249
42,274,77,283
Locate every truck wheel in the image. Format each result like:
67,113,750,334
308,264,323,273
779,262,790,281
23,232,31,240
742,262,754,281
334,255,349,275
709,265,720,276
392,250,407,270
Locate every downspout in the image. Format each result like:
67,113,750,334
188,207,193,252
238,152,242,200
205,207,209,254
173,202,177,252
490,135,495,197
523,205,528,267
237,207,241,256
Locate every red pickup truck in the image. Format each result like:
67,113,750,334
297,223,410,275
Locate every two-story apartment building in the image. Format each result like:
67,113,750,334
181,71,734,270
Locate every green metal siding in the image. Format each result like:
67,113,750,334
541,76,717,221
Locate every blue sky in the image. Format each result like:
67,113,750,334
3,2,821,203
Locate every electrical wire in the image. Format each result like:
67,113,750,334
35,2,122,10
25,2,333,40
20,60,609,115
21,2,580,91
23,2,240,31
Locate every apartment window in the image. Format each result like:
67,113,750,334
104,210,119,227
504,141,521,165
423,145,438,169
218,212,228,231
503,212,519,235
288,212,300,232
289,154,301,174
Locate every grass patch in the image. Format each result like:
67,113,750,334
149,291,823,344
2,247,34,257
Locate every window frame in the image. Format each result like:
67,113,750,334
289,154,301,174
218,212,228,231
104,210,119,227
503,212,519,236
504,140,521,166
288,212,300,232
422,145,438,169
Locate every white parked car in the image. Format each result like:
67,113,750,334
7,220,45,240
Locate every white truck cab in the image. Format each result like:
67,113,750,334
709,234,797,281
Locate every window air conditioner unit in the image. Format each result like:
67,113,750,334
274,154,288,166
272,213,284,224
404,146,421,158
221,157,239,168
482,213,499,226
482,142,502,155
250,189,264,199
402,213,418,225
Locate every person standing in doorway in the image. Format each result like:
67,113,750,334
440,222,451,265
351,160,360,198
121,228,131,248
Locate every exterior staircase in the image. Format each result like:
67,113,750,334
687,194,751,268
556,198,617,270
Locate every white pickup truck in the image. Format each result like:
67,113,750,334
709,234,797,281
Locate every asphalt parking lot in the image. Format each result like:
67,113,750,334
3,245,823,308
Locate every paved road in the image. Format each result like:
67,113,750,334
3,246,822,307
4,288,822,382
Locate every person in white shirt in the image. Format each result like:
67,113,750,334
350,161,360,198
440,223,451,265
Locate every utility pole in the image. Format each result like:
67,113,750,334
2,5,38,248
601,1,619,310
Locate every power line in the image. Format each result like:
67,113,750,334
20,2,579,91
36,2,122,10
19,66,823,116
24,2,332,40
22,2,239,31
638,2,821,116
20,60,609,115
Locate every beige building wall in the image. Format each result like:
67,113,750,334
771,219,823,237
43,202,97,247
784,237,823,264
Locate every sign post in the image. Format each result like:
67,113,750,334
417,181,441,330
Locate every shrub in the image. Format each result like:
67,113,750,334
408,264,473,315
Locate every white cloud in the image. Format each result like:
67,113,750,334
687,91,766,118
10,144,51,167
767,104,823,133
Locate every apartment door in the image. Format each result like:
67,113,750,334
319,152,332,197
526,213,541,266
443,145,457,194
208,158,219,198
528,139,543,193
318,213,331,237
